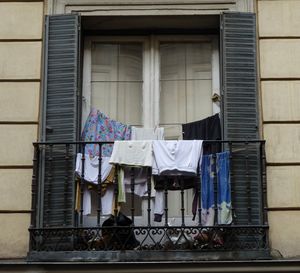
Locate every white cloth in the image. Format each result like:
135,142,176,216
109,140,153,167
124,167,150,197
75,153,112,184
154,190,164,216
83,186,92,215
101,184,115,215
109,140,155,203
201,207,215,226
117,167,155,203
152,140,203,175
131,127,164,141
82,184,115,216
76,153,114,216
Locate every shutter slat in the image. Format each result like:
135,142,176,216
221,12,262,225
41,14,80,227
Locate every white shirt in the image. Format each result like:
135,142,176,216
75,153,112,184
109,140,153,167
152,140,203,175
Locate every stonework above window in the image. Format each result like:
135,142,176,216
47,0,254,15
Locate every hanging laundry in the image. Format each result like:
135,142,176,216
200,154,215,226
152,140,203,176
109,140,154,203
81,108,131,157
123,167,152,197
75,154,116,216
130,127,165,224
152,140,203,222
77,109,131,216
182,113,221,155
109,140,153,167
194,151,232,225
75,154,113,184
216,151,232,225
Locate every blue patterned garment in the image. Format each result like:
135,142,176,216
81,109,131,157
216,151,232,225
200,151,232,225
201,154,215,226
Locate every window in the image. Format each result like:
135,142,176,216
82,35,220,138
81,35,220,224
29,12,269,261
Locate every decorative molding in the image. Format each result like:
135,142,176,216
47,0,254,15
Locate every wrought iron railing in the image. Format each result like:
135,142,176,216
28,140,269,261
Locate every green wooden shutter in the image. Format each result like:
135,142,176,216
221,12,262,225
40,14,81,227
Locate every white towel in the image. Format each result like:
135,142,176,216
109,140,153,167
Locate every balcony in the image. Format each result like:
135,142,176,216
28,140,270,262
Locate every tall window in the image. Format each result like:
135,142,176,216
82,35,220,224
83,36,219,139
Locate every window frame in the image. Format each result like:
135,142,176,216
82,35,221,131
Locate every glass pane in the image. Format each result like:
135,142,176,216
116,82,143,126
159,80,186,124
159,42,213,128
92,44,118,81
91,82,118,120
92,82,142,126
119,44,143,81
186,79,212,122
186,43,212,80
91,43,143,126
160,43,185,80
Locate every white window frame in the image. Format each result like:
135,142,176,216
82,34,220,224
82,35,220,129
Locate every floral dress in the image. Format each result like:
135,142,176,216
81,108,131,157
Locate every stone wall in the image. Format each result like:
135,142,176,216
257,0,300,258
0,1,43,258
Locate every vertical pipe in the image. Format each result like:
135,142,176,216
130,167,135,225
46,144,53,227
114,165,119,225
147,167,152,227
245,141,252,224
261,142,268,225
228,141,235,224
260,141,269,249
164,179,168,227
63,144,70,226
97,143,102,227
30,144,39,229
79,144,86,226
213,154,217,225
180,178,185,227
198,165,202,226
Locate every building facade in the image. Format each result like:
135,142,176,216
0,0,300,271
